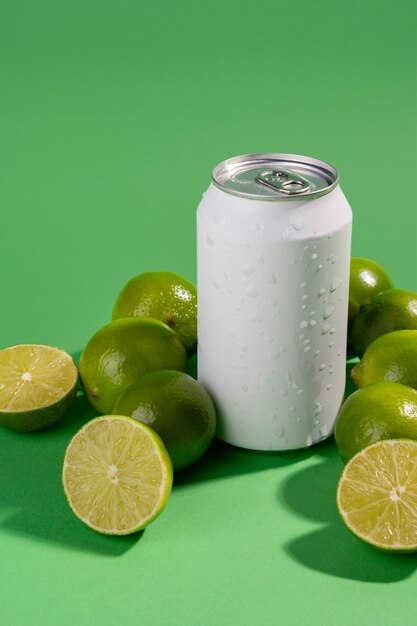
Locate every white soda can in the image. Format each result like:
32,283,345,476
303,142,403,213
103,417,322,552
197,153,352,451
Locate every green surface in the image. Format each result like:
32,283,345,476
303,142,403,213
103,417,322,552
0,0,416,624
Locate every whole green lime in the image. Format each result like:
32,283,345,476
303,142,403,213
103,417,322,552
113,370,216,470
334,381,417,463
112,272,197,356
348,258,393,332
351,288,417,357
351,330,417,390
79,318,186,413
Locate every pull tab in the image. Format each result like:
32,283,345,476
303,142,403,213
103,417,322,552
256,169,311,195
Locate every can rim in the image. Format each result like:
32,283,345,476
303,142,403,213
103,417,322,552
211,153,339,201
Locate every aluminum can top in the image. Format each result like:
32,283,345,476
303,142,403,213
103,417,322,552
212,153,339,202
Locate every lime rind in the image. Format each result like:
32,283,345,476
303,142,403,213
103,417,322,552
62,415,173,535
337,439,417,552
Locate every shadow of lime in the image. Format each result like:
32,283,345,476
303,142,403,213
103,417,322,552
281,362,417,582
0,351,143,556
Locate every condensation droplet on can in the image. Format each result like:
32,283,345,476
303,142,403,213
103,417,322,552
242,264,254,276
246,285,259,297
323,305,334,319
300,320,308,329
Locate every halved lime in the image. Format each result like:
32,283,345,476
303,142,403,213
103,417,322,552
337,439,417,551
62,415,173,535
0,344,78,432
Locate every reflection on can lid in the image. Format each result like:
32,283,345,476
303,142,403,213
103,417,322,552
212,153,339,201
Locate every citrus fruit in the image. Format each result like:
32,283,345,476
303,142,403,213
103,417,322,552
337,439,417,552
348,257,393,331
351,288,417,357
0,344,77,432
351,330,417,389
112,272,197,356
334,381,417,463
113,370,216,470
78,318,186,413
62,415,173,535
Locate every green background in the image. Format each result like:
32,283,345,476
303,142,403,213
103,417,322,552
1,0,416,624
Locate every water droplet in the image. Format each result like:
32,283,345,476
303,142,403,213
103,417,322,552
290,406,296,413
321,323,331,335
329,368,334,374
242,264,254,276
329,327,336,335
337,351,342,357
291,259,297,265
299,334,305,340
309,320,317,327
300,320,308,329
326,384,333,391
316,264,324,272
313,419,319,427
302,294,308,301
297,388,304,394
323,305,334,319
310,310,316,316
332,255,339,264
330,278,341,292
290,217,305,231
318,288,326,297
266,336,274,343
239,342,248,352
206,236,214,247
276,424,285,437
314,350,320,357
302,338,310,345
279,389,288,397
256,253,264,263
268,298,278,307
231,362,238,370
264,271,277,284
304,346,311,353
268,348,281,360
246,286,259,297
212,278,220,290
311,253,318,260
285,370,292,382
235,304,242,311
249,312,263,323
239,383,248,392
315,402,322,415
320,424,330,437
328,341,335,348
319,363,326,371
227,328,235,337
305,434,313,447
301,305,306,310
300,282,307,289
